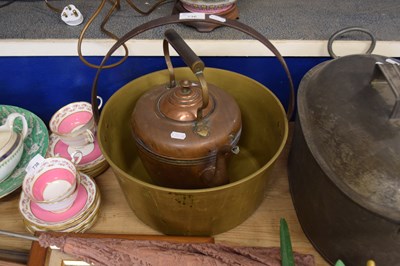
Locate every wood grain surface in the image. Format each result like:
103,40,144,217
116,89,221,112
0,126,328,265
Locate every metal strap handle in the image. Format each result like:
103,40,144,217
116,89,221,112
371,61,400,120
91,14,295,122
328,27,376,59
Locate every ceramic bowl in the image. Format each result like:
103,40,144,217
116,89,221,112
23,157,80,212
0,113,28,182
49,99,102,147
181,0,236,13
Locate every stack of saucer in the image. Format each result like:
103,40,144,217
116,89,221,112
47,100,109,178
19,172,100,234
47,133,109,178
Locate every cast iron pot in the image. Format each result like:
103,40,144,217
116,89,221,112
288,40,400,265
91,15,294,235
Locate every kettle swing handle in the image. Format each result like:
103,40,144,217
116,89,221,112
163,29,209,122
91,14,295,123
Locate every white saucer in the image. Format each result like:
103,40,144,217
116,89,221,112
19,173,97,227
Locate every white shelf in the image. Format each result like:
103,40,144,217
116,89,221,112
2,39,399,57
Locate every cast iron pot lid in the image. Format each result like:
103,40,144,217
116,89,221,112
297,54,400,222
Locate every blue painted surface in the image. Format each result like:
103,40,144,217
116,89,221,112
0,56,329,125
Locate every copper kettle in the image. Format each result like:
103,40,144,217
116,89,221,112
130,29,242,189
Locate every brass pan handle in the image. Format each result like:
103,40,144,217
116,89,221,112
163,29,209,120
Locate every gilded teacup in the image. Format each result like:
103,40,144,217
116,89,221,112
49,98,102,147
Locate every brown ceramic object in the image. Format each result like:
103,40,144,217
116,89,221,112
172,1,239,32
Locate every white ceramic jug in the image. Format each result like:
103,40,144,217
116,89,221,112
0,113,28,182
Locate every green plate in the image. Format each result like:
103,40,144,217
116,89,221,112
0,105,49,198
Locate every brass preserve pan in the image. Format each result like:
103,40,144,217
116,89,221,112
90,15,293,235
289,54,400,265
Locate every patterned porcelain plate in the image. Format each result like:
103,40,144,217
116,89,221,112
0,105,49,198
23,190,100,231
31,184,88,223
76,212,100,233
82,160,109,178
19,173,97,227
47,133,104,167
23,196,100,233
24,210,100,234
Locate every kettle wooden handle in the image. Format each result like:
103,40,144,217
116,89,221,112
91,14,295,123
164,29,204,74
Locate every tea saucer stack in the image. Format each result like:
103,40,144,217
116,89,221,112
46,133,109,178
19,173,100,234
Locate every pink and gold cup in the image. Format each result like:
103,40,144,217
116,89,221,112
23,156,82,213
49,98,102,147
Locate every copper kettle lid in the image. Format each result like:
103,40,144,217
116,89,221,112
158,80,214,122
297,54,400,221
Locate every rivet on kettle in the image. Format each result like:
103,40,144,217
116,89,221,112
194,123,209,137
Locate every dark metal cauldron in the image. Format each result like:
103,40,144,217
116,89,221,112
131,30,242,189
288,49,400,265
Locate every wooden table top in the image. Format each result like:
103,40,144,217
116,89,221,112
0,129,328,265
